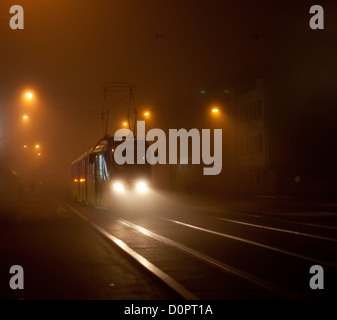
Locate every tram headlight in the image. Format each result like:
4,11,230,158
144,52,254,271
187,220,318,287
113,182,124,192
136,181,148,193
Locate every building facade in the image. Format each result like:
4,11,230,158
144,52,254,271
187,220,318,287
236,79,276,194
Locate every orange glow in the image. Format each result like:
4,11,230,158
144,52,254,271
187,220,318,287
37,153,41,156
212,108,219,113
25,92,33,100
80,178,86,183
74,179,79,182
23,115,29,120
35,144,40,149
144,111,150,116
23,145,27,149
123,122,128,126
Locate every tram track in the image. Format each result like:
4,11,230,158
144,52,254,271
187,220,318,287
59,200,307,299
59,200,198,300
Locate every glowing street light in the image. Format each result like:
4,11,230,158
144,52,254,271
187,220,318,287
122,122,128,127
212,108,219,113
37,153,41,156
22,115,29,120
23,145,27,149
144,111,150,117
25,92,33,100
35,144,40,149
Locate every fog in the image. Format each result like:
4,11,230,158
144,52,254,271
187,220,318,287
0,0,336,196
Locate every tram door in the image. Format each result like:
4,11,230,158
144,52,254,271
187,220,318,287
95,153,103,207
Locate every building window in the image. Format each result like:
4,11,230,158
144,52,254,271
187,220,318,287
248,104,251,122
245,138,249,156
249,136,254,154
257,100,262,118
246,138,249,155
257,134,263,153
254,135,258,154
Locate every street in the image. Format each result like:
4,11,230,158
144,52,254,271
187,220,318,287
1,190,336,300
1,2,337,316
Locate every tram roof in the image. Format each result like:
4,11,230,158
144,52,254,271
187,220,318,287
70,135,140,165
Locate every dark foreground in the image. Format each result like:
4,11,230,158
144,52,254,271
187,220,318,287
0,189,337,300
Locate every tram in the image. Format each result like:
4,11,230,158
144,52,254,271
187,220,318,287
71,135,151,208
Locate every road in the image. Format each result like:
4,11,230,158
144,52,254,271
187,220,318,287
1,189,337,300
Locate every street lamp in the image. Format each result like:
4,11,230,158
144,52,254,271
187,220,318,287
35,144,40,149
211,108,219,113
25,92,33,100
22,115,29,120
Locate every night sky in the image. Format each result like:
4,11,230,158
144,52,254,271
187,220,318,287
0,0,336,187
